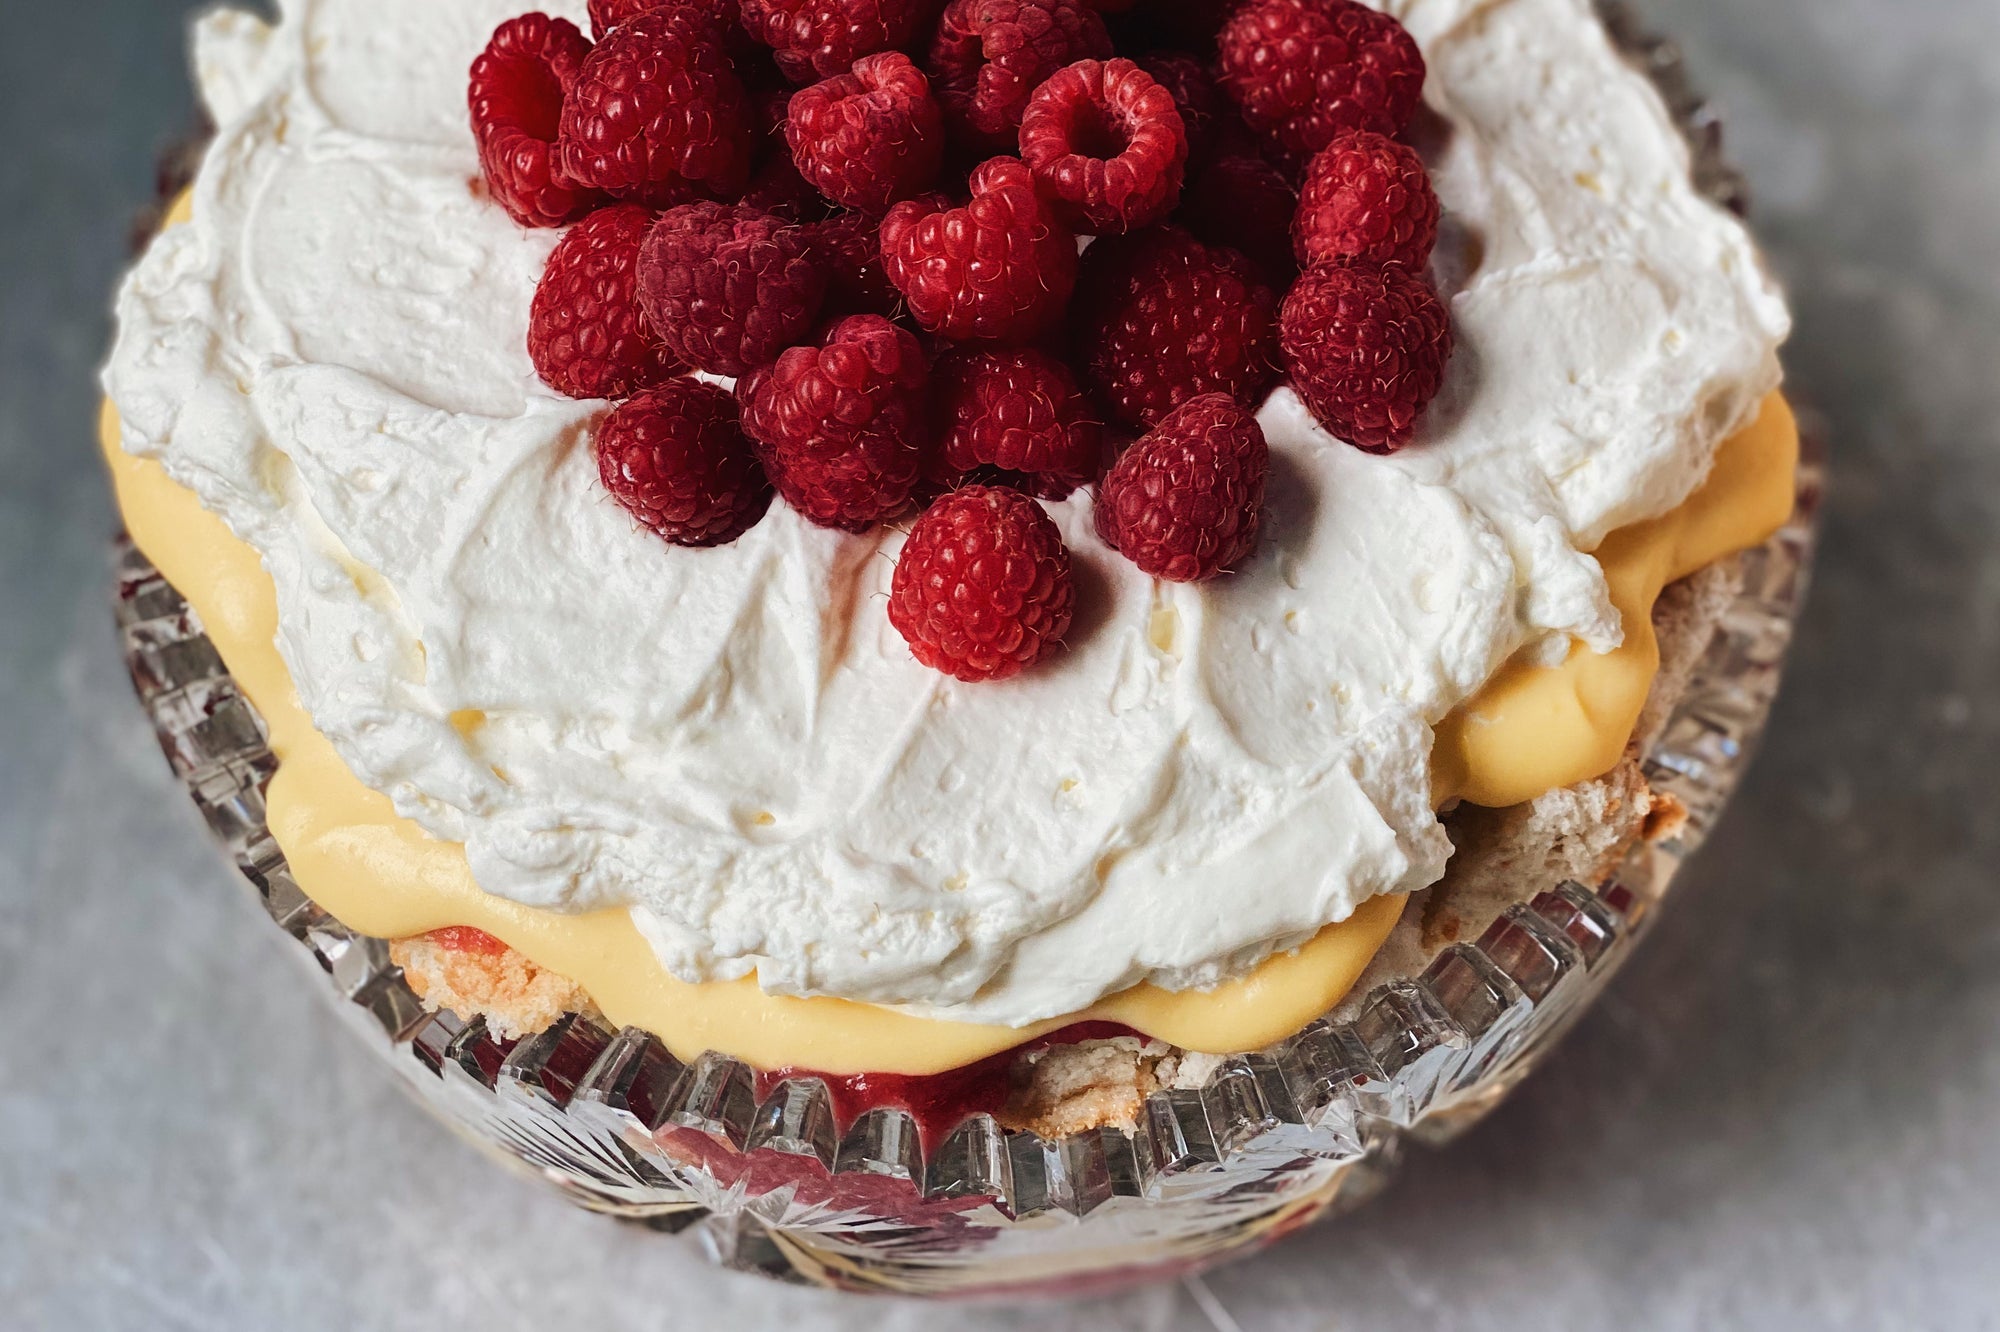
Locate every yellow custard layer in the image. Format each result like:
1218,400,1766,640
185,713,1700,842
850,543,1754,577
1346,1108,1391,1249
106,202,1797,1076
1433,394,1800,807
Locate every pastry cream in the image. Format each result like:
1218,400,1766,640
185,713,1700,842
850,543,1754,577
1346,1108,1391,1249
103,232,1796,1077
1434,392,1800,807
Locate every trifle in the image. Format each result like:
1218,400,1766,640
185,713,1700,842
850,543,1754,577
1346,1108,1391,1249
103,0,1806,1295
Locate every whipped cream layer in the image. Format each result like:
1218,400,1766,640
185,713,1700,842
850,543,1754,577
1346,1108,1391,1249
106,0,1788,1026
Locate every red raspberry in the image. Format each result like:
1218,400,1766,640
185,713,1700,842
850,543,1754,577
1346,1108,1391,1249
810,209,903,316
880,157,1078,344
529,205,680,400
1072,224,1277,428
1279,259,1452,452
589,0,656,37
1293,129,1437,268
559,9,755,206
786,53,945,214
1216,0,1424,162
636,201,829,376
1093,391,1267,581
739,0,936,83
596,380,773,545
1178,150,1298,285
1018,59,1187,235
889,486,1075,681
468,15,604,228
933,348,1102,498
925,0,1112,150
592,0,766,65
758,442,917,530
1133,52,1219,161
737,314,929,529
588,0,734,39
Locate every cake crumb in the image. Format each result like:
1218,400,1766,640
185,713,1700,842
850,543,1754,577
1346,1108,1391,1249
1419,891,1463,950
389,934,599,1040
1159,1050,1226,1091
997,1037,1174,1137
1643,790,1690,843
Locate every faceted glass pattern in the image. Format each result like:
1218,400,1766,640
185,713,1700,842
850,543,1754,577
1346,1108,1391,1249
108,6,1820,1296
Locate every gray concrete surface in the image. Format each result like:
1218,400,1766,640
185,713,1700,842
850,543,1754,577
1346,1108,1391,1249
4,0,1997,1327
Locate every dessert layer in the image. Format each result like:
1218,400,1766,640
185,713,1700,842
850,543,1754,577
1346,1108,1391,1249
101,389,1795,1074
103,0,1789,1028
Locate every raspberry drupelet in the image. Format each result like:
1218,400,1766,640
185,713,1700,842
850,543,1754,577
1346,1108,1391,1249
1216,0,1425,163
737,314,930,530
1094,392,1268,581
528,204,681,400
596,380,773,546
1292,129,1439,269
636,201,829,376
468,14,604,228
926,0,1113,150
880,157,1078,344
889,486,1076,682
933,348,1104,498
1017,58,1188,235
1279,259,1452,453
1072,223,1278,428
740,0,937,84
559,8,756,206
786,52,945,214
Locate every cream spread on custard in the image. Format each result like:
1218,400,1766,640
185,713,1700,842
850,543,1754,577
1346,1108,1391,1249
104,0,1789,1027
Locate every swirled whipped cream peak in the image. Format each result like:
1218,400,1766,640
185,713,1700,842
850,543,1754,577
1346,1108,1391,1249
106,0,1788,1027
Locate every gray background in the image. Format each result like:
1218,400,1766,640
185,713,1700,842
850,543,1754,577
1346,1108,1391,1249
3,0,1996,1327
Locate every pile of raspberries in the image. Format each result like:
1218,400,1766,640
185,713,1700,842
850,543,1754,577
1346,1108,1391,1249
471,0,1453,682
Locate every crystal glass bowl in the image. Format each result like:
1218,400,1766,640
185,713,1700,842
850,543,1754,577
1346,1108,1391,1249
107,6,1819,1297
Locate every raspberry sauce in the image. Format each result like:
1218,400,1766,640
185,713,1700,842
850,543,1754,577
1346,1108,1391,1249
756,1019,1136,1148
425,925,509,956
